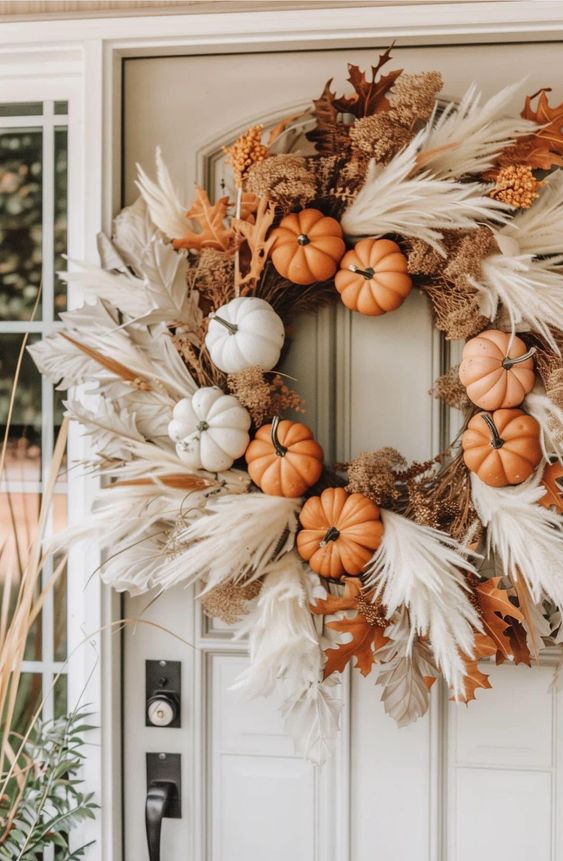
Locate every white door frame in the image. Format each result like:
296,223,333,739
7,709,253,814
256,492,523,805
1,3,563,856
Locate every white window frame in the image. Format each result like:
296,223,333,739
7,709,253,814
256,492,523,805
0,3,562,856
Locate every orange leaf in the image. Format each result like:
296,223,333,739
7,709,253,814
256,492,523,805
173,187,235,252
539,461,563,512
233,197,277,291
333,47,402,118
267,113,303,147
312,578,388,678
455,633,495,704
473,576,523,661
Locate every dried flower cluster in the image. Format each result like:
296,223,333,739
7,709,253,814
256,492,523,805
224,125,269,188
430,366,470,410
387,71,443,126
201,579,262,624
490,164,541,208
344,448,406,506
349,114,412,163
227,366,304,427
245,154,316,213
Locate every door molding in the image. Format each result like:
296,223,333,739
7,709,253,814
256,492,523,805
1,4,563,857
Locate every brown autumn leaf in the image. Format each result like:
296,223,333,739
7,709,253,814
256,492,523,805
506,616,532,666
487,88,563,177
333,47,402,118
474,576,523,662
267,112,304,147
233,197,277,291
306,79,351,154
311,577,388,678
173,187,235,252
538,461,563,512
455,632,495,704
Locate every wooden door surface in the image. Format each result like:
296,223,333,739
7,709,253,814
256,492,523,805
121,42,563,861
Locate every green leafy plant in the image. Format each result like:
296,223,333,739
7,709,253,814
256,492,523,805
0,707,98,859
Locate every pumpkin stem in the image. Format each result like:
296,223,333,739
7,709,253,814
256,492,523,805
349,264,375,281
502,346,536,369
212,314,238,335
297,233,310,246
271,415,288,457
197,421,209,432
320,526,340,546
481,413,505,449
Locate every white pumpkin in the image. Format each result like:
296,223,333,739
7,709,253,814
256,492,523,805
168,387,251,472
204,296,285,374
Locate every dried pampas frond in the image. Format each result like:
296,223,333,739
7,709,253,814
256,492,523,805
233,554,340,765
376,607,438,727
418,82,534,179
136,146,191,241
500,171,563,257
341,133,507,254
364,509,481,696
524,388,563,463
471,246,563,351
471,472,563,608
156,493,301,593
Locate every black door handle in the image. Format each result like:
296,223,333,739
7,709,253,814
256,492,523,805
145,781,174,861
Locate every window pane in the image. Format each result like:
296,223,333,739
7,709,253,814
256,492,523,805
54,101,68,116
0,102,42,117
0,333,42,484
0,128,42,320
53,673,67,718
54,127,67,314
13,672,43,729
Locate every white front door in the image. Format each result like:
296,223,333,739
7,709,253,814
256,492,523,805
120,42,563,861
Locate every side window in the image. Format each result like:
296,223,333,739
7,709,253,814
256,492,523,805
0,100,69,725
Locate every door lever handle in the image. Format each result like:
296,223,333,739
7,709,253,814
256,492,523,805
145,781,173,861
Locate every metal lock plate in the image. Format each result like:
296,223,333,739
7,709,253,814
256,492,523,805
146,660,181,728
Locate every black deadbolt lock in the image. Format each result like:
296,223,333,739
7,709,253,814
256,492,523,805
146,660,181,728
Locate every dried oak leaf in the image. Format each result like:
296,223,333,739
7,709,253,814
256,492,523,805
311,578,388,678
333,47,403,118
506,616,532,666
456,633,496,703
173,187,235,252
475,576,524,662
306,79,351,154
233,197,277,291
489,88,563,176
539,461,563,512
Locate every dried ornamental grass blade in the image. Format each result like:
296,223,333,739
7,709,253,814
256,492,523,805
60,333,152,390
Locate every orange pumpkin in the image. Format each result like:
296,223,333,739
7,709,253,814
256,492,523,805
245,416,323,497
459,330,536,410
270,208,345,285
462,409,542,487
335,238,412,316
297,487,384,579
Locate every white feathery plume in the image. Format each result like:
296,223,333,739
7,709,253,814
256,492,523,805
340,132,507,254
233,554,341,765
154,493,301,592
364,509,481,696
418,81,535,179
59,261,148,318
135,146,192,241
470,246,563,352
500,170,563,257
471,472,563,607
524,387,563,463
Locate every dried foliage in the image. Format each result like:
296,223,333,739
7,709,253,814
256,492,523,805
173,187,235,252
201,579,262,624
423,282,489,340
311,578,388,677
245,155,317,213
491,88,563,175
187,247,236,315
227,365,305,427
430,365,470,411
224,125,269,188
539,461,563,512
343,448,406,507
387,70,443,125
408,452,480,544
349,114,412,162
490,164,541,208
233,196,277,290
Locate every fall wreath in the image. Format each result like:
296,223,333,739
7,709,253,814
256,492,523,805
32,48,563,763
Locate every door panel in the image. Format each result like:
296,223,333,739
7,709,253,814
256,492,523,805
122,43,563,861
